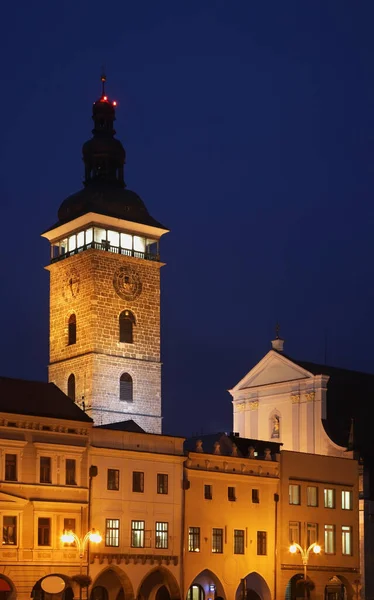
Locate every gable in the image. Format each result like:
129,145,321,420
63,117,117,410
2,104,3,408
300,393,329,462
230,351,315,393
0,491,28,505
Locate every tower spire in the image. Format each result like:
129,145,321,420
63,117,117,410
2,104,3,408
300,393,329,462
101,68,106,98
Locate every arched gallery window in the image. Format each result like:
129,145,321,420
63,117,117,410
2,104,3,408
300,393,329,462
119,310,135,343
120,373,133,402
67,374,76,402
68,314,76,345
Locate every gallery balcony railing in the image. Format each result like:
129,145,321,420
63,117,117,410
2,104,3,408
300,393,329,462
51,241,160,264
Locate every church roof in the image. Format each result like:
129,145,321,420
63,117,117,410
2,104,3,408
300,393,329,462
290,356,374,458
95,419,146,433
0,376,92,423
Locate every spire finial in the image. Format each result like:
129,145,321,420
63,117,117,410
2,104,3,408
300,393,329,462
275,322,280,339
101,67,106,97
271,323,284,352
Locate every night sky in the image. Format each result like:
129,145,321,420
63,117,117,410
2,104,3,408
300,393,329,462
1,2,374,437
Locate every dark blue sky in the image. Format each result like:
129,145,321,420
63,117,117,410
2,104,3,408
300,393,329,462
1,1,374,436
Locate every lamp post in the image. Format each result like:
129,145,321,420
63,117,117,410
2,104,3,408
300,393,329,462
289,542,321,600
61,529,102,574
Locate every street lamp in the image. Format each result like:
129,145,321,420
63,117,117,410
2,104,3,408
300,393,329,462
289,542,321,600
61,528,102,573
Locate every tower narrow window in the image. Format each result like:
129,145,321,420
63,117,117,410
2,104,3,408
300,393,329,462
120,373,133,402
68,314,76,345
68,374,76,402
119,311,135,343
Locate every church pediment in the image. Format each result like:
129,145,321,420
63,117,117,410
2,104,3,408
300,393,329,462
230,350,315,393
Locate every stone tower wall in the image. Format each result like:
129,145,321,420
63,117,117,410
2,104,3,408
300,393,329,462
47,247,163,432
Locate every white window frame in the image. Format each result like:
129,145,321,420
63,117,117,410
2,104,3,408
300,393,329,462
35,513,55,549
34,443,85,486
324,524,335,554
324,488,335,509
0,440,27,482
307,486,318,507
289,484,300,505
342,526,352,555
342,490,352,510
1,511,22,548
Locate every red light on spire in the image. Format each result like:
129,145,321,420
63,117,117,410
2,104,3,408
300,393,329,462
113,101,117,106
103,95,108,101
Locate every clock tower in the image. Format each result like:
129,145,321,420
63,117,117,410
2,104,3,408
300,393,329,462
42,79,168,433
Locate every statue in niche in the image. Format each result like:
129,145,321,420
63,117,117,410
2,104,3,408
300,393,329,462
271,414,280,439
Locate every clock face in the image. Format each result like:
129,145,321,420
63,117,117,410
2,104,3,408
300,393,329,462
113,266,142,301
62,269,80,301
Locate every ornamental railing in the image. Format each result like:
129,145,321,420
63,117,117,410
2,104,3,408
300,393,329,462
51,241,160,264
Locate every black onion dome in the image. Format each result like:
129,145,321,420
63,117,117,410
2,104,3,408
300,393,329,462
57,182,166,229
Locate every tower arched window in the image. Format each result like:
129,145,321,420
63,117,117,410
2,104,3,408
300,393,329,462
68,314,76,345
119,310,135,343
67,374,76,402
120,373,133,402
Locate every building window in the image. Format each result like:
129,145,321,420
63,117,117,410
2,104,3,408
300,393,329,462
289,521,300,544
324,524,335,554
157,473,168,494
307,522,318,547
3,516,17,545
38,518,51,546
131,520,145,548
257,531,267,555
289,484,300,505
67,374,76,402
186,586,204,600
68,314,76,345
4,454,17,481
324,488,335,508
212,528,223,553
342,490,352,510
119,311,135,343
307,486,318,507
120,373,133,402
155,522,168,549
105,519,120,547
65,459,76,485
204,484,212,500
40,457,52,484
63,518,76,546
107,469,120,491
342,526,352,555
132,471,144,493
188,527,200,552
252,489,259,503
234,529,245,554
228,486,236,501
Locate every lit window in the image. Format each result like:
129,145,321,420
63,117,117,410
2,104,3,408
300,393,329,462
289,484,300,505
5,454,17,482
120,373,133,402
289,521,300,544
68,315,76,345
234,529,245,554
324,488,335,508
131,520,145,548
188,527,200,552
119,311,135,343
257,531,267,555
307,486,318,507
212,528,223,553
324,524,335,554
133,236,145,253
63,518,76,546
132,471,144,493
107,469,120,491
342,490,352,510
157,473,168,495
342,526,352,555
3,516,17,545
105,519,120,547
204,484,212,500
67,374,76,402
155,522,168,549
186,585,204,600
307,522,318,546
